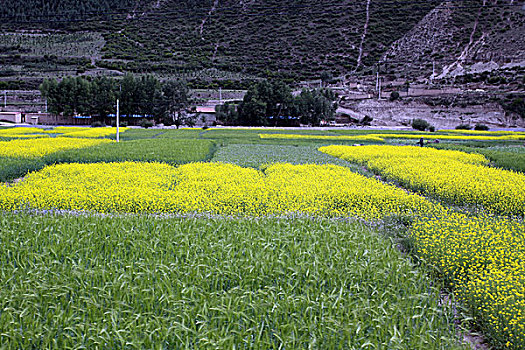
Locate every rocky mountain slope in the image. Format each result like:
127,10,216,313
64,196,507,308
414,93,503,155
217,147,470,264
381,0,525,81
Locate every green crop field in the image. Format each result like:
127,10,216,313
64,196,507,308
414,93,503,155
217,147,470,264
47,138,216,165
1,126,525,349
0,213,463,349
212,144,364,172
118,129,166,141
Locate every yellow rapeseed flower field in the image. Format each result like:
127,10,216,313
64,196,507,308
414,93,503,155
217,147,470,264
0,137,113,158
0,127,48,138
0,134,50,139
320,145,525,216
412,213,525,349
59,127,129,138
0,161,441,219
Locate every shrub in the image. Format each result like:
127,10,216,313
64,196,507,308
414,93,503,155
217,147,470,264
428,125,435,132
456,124,472,130
389,91,400,101
474,124,489,131
411,118,430,131
505,98,525,119
140,119,154,129
360,116,373,126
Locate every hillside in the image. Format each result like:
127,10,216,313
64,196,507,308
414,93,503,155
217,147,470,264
381,0,525,81
0,0,523,89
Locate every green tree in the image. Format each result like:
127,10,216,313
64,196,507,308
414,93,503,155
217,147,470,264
238,95,267,126
215,103,239,125
118,74,162,119
237,80,295,126
41,77,93,117
74,77,92,116
119,74,139,118
295,89,338,126
91,76,117,121
59,77,77,117
237,85,268,126
40,78,60,115
157,80,195,129
136,75,162,117
411,118,430,131
320,71,334,87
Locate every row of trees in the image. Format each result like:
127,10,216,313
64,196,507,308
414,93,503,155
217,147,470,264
216,80,338,126
40,75,338,127
40,75,194,128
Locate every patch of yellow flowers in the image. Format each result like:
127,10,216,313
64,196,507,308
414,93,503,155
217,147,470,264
0,161,440,219
59,127,129,138
0,134,50,139
320,145,525,216
0,126,128,139
412,213,525,349
0,137,113,158
0,127,48,138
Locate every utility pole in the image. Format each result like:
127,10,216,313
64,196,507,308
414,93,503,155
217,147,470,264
219,87,222,104
116,99,120,143
3,91,6,108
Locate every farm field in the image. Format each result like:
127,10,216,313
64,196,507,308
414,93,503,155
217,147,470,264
320,145,525,216
211,144,359,169
1,125,525,349
0,214,463,349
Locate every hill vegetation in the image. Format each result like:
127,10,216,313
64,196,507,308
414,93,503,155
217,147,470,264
0,0,523,88
0,0,143,22
1,0,441,83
